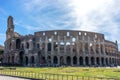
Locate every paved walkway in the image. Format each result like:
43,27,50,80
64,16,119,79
0,75,31,80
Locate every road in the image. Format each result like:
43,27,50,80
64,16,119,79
0,75,31,80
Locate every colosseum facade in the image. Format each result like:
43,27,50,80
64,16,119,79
3,16,120,67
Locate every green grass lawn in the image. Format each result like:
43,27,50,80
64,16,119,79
0,67,120,79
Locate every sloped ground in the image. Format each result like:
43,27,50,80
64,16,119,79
0,75,30,80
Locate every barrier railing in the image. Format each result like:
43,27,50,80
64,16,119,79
0,70,119,80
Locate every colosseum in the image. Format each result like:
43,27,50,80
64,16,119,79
3,16,120,67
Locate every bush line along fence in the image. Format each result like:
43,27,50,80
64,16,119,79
0,70,120,80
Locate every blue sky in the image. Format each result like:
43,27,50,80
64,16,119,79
0,0,120,50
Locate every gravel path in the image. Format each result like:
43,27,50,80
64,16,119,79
0,75,30,80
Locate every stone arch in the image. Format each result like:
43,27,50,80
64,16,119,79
37,43,40,49
96,57,100,65
85,57,89,66
85,43,88,52
101,57,104,66
53,56,58,64
12,55,14,64
109,58,111,64
26,42,29,49
16,39,21,49
79,56,83,65
73,56,77,65
112,58,114,64
79,42,82,52
25,56,28,65
48,43,51,51
91,57,95,65
19,51,24,65
40,56,45,64
31,56,35,64
66,56,71,65
106,58,108,66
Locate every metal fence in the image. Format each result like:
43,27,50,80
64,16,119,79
0,70,119,80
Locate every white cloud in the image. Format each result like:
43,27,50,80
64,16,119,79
20,0,120,50
67,0,120,46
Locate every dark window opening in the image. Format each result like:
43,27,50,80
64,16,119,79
48,43,51,51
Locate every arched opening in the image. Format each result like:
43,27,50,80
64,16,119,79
60,56,64,65
16,39,21,49
48,43,51,51
73,56,77,65
79,43,82,52
40,56,46,64
85,43,88,52
53,56,58,64
19,51,24,65
109,58,111,65
112,58,114,64
31,56,35,64
25,56,28,65
96,57,100,65
85,57,89,66
106,58,108,66
91,57,95,65
79,57,83,65
37,43,40,49
26,42,29,49
101,57,104,66
66,56,71,66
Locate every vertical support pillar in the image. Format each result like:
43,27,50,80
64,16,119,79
89,57,91,66
30,39,33,50
94,39,96,54
88,36,90,54
76,36,79,56
51,36,54,54
45,36,48,62
99,57,102,66
83,57,85,66
103,40,106,55
98,39,101,55
51,56,53,65
71,57,73,66
82,36,85,54
58,35,60,54
94,57,96,66
58,56,60,66
104,57,106,66
64,36,66,54
77,56,79,66
70,36,73,55
64,56,66,65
